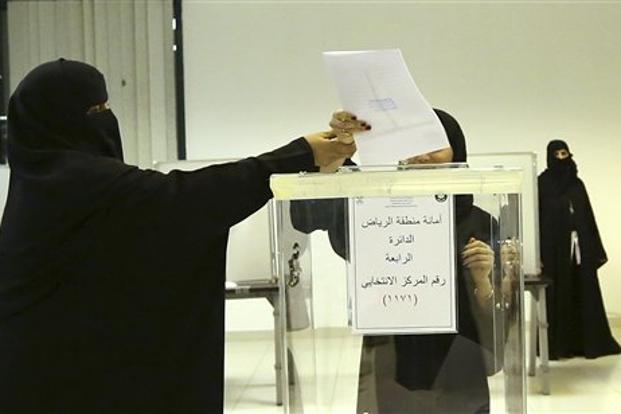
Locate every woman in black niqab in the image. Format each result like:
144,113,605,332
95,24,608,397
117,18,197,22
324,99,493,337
0,59,325,413
291,109,498,413
538,139,620,360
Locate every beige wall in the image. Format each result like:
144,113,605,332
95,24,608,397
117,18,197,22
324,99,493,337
183,1,621,323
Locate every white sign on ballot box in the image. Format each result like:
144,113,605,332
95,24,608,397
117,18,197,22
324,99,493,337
348,195,456,335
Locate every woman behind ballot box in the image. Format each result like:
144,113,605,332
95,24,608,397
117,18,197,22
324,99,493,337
0,59,367,414
292,109,503,414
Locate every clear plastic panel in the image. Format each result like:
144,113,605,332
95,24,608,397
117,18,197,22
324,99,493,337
469,152,540,276
272,167,525,414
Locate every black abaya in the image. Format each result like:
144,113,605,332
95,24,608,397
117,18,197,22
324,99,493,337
376,204,495,414
538,140,620,360
0,59,316,413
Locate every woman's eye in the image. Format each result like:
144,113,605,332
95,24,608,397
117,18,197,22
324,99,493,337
87,102,110,115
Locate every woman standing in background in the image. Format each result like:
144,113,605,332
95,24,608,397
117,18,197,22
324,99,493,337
539,139,620,360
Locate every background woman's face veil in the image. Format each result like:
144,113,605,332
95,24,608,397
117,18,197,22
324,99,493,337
545,139,577,179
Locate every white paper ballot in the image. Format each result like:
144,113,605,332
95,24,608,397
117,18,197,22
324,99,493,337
324,49,449,165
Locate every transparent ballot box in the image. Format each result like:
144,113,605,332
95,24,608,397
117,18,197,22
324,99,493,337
270,165,526,414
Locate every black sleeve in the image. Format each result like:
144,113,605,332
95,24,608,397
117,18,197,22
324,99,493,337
290,198,348,260
289,158,355,261
110,138,317,237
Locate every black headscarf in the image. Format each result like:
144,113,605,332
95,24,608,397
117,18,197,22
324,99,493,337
433,109,473,221
435,109,466,164
0,59,132,318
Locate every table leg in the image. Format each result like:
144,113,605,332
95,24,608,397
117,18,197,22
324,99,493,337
273,292,284,405
528,288,538,377
537,286,550,395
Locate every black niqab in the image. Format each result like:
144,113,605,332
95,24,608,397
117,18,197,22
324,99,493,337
543,139,578,196
9,58,123,160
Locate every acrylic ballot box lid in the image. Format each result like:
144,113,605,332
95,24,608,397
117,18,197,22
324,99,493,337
270,164,523,200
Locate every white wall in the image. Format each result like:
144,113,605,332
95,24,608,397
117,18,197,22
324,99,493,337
183,1,621,320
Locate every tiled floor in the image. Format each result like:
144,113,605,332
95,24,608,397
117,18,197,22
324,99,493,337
224,323,621,413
